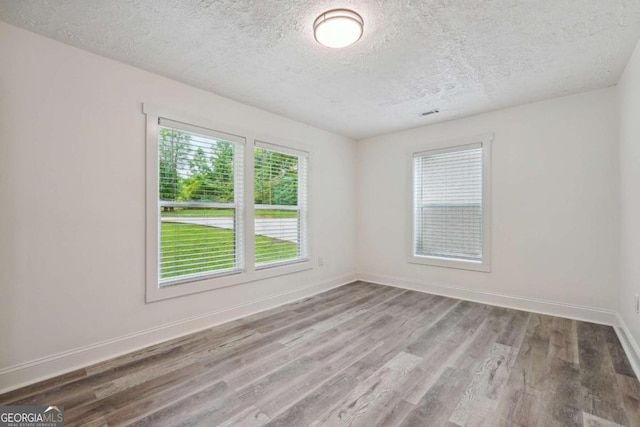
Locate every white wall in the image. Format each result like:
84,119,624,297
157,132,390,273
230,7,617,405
356,88,620,313
0,22,356,390
618,38,640,345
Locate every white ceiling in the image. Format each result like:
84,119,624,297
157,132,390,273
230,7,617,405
2,1,640,139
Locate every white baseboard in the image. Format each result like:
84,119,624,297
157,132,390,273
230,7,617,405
0,273,357,395
358,272,618,326
614,314,640,379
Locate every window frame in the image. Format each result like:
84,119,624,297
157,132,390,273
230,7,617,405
407,133,493,272
144,104,312,303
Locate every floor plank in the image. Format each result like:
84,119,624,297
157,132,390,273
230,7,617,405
578,322,630,426
312,351,422,426
1,281,638,427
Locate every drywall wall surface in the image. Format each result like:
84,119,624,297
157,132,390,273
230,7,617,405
356,87,619,311
0,22,356,384
618,37,640,345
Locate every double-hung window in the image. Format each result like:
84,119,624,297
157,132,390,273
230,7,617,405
145,105,311,302
254,141,309,268
410,134,492,271
157,118,245,285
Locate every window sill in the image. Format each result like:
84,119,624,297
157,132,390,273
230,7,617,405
408,255,491,272
146,260,313,303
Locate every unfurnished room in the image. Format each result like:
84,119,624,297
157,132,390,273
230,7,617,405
1,1,640,426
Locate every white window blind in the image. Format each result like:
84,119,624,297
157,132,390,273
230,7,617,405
413,143,483,262
158,118,244,285
254,142,308,268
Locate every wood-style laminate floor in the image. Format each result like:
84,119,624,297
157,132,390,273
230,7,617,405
1,281,639,426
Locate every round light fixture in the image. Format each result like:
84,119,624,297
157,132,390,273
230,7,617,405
313,9,364,48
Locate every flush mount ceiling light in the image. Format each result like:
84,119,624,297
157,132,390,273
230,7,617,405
314,9,364,48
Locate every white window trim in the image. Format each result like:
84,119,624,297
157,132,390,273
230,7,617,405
407,132,493,272
144,104,312,303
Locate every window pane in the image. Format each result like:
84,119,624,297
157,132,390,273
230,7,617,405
254,147,306,266
159,128,236,203
159,126,242,283
255,209,300,264
254,148,299,206
414,146,483,261
161,207,237,279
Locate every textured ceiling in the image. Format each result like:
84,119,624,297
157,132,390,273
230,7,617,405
2,0,640,139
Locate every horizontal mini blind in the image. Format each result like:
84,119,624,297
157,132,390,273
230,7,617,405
414,143,483,261
158,118,244,285
254,142,308,267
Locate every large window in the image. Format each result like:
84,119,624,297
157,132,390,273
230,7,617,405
144,105,311,302
158,118,244,285
410,135,491,271
254,142,308,268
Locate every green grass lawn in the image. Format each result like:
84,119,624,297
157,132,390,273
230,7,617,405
160,208,296,218
160,223,298,280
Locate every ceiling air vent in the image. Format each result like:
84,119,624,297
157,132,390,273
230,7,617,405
420,109,440,117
